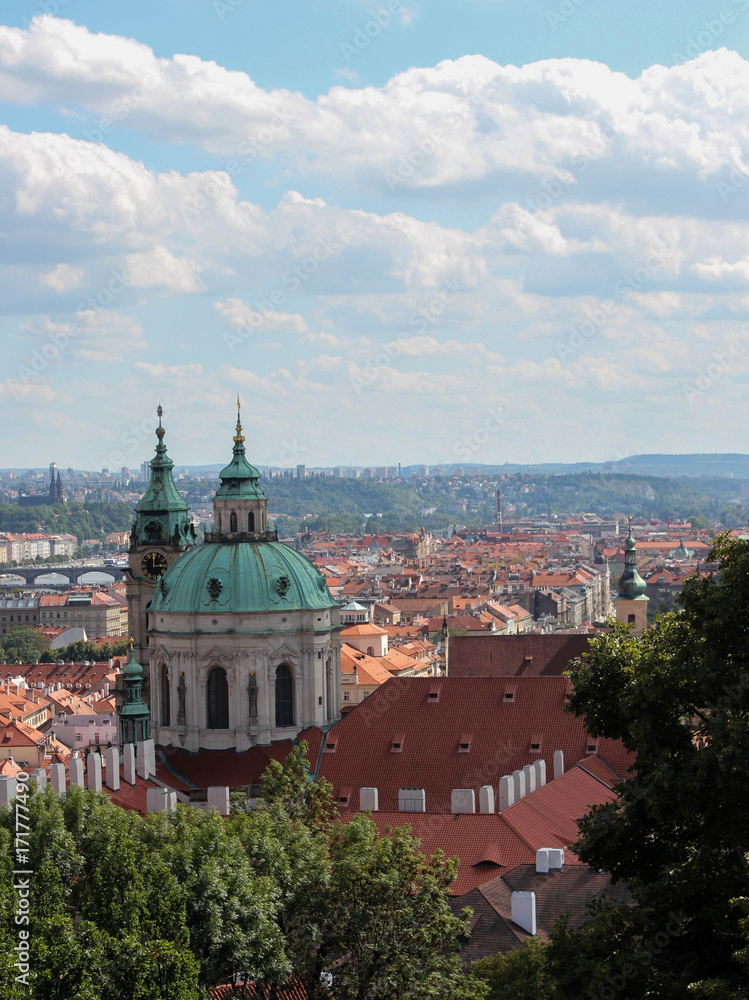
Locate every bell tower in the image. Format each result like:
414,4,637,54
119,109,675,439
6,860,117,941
125,406,195,671
615,517,649,635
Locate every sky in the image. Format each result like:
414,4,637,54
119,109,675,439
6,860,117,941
2,0,749,471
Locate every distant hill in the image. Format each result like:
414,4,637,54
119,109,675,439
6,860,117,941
421,454,749,480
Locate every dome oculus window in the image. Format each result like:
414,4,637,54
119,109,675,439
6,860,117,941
207,577,223,600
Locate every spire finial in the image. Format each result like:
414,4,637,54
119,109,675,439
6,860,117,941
156,403,166,440
234,393,245,445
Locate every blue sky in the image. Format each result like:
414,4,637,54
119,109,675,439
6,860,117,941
1,1,749,470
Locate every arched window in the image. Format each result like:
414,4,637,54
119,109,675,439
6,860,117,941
215,511,221,532
230,511,238,533
207,667,229,729
247,511,255,532
160,664,170,727
367,646,375,656
275,664,294,728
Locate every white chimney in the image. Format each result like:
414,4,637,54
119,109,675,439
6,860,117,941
511,891,536,935
512,768,526,801
498,775,515,812
523,763,537,794
478,785,495,814
398,788,426,812
533,759,546,788
360,787,379,811
451,788,476,814
553,749,564,779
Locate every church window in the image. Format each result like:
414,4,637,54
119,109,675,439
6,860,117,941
248,511,255,532
230,512,238,533
627,614,636,625
367,646,375,656
207,667,229,729
161,664,170,727
215,512,221,532
275,664,294,728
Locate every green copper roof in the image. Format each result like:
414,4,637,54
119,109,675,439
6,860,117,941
122,643,143,680
618,521,647,600
214,399,267,501
149,539,338,617
132,407,195,549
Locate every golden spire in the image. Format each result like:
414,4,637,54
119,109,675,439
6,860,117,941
234,394,245,444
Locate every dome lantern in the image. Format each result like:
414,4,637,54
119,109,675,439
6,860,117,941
209,396,273,541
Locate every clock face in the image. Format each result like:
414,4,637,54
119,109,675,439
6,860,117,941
141,551,168,581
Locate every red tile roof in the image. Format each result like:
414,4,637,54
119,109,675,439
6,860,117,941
315,677,633,813
159,742,295,789
449,634,592,677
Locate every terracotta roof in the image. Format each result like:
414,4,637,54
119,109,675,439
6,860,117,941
159,742,295,789
0,719,44,748
449,634,592,678
316,677,633,813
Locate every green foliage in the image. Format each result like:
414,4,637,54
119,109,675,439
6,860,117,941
0,751,478,999
0,624,47,664
470,937,552,1000
564,535,749,997
0,500,133,547
39,639,128,664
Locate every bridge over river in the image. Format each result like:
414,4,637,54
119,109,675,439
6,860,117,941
0,564,127,587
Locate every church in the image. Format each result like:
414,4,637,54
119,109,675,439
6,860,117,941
124,404,342,752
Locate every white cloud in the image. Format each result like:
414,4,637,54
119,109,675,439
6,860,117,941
4,19,749,210
214,298,308,333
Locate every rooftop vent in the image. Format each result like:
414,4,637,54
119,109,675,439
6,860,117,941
503,685,516,703
586,737,599,755
427,683,441,703
529,733,543,752
323,735,338,753
458,733,472,753
391,733,404,753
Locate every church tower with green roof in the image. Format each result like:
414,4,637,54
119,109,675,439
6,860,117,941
125,406,196,672
615,518,649,635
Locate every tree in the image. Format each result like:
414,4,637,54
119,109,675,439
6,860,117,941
0,624,46,664
564,534,749,998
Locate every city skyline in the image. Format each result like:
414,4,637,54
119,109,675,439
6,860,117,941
2,4,749,469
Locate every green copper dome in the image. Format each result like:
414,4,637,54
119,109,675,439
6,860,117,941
214,398,267,501
149,539,338,616
618,521,647,600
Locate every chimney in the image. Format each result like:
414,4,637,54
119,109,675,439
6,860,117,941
511,891,536,935
553,749,564,779
451,788,476,814
498,775,515,812
478,785,495,814
360,787,379,811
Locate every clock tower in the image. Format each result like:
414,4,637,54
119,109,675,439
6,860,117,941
125,406,195,674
